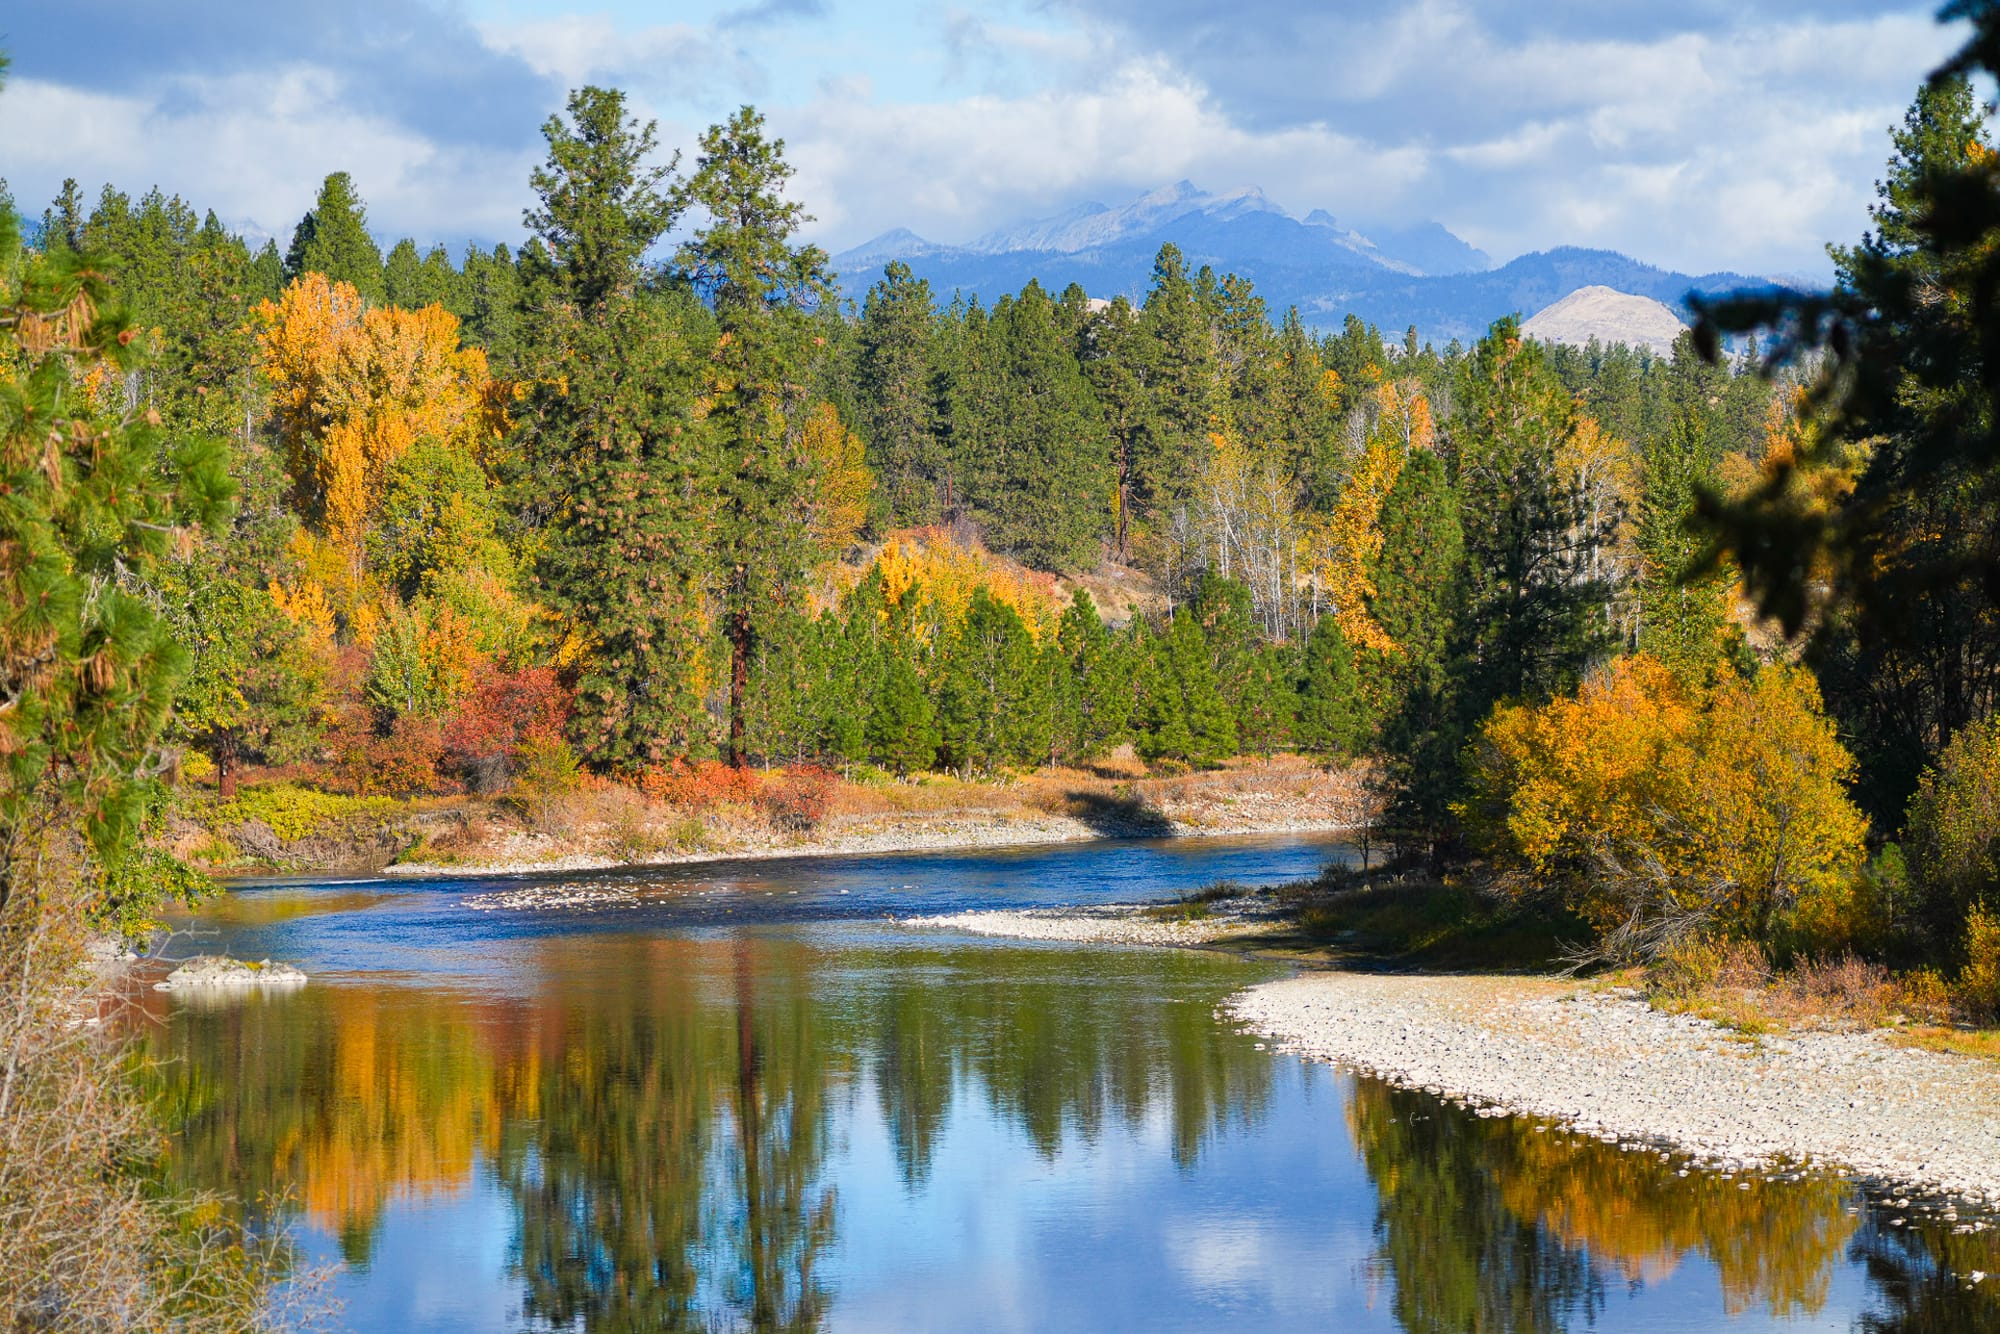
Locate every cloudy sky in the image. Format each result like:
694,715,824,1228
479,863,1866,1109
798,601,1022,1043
0,1,1969,277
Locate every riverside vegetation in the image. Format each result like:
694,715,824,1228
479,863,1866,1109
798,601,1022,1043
16,3,2000,1322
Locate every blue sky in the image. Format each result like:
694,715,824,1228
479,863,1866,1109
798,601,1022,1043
0,1,1968,276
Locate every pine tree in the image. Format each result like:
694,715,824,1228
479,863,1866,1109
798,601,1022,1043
462,243,524,369
284,171,384,302
1052,590,1129,762
870,633,937,775
936,590,1046,773
858,262,945,525
1136,244,1216,517
1366,447,1464,718
1635,339,1735,678
1296,614,1367,757
526,87,681,312
981,281,1111,570
1131,618,1193,765
1079,298,1151,559
0,193,234,921
1450,317,1609,710
675,105,833,765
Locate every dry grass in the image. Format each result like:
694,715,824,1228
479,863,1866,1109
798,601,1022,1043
0,861,321,1329
1643,938,1952,1035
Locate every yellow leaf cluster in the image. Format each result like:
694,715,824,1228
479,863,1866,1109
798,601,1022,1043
868,530,1061,642
1299,381,1427,652
257,274,506,621
1467,655,1868,948
796,402,872,558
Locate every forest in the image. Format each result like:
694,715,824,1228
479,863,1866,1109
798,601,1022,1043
9,74,2000,986
11,0,2000,1314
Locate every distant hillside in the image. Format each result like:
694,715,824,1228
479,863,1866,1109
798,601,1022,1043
832,183,1777,344
1522,285,1688,356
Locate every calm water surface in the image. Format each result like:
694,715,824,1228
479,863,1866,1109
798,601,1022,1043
144,834,2000,1331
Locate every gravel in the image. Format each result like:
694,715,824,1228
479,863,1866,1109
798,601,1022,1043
903,904,1268,947
1231,971,2000,1205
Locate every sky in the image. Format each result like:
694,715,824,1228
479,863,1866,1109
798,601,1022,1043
0,1,1971,278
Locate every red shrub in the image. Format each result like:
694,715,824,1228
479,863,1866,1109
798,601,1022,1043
761,765,833,833
326,711,454,796
442,664,572,792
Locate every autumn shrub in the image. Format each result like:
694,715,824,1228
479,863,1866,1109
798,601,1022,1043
370,716,452,796
1464,656,1869,964
1954,904,2000,1021
1907,715,2000,937
761,766,834,834
208,783,399,843
440,663,571,793
639,759,764,811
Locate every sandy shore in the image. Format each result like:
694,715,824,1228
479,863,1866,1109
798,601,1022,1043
910,899,2000,1206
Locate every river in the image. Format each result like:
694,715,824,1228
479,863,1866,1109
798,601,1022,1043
141,833,2000,1331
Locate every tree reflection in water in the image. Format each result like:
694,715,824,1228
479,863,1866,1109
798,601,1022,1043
147,936,2000,1331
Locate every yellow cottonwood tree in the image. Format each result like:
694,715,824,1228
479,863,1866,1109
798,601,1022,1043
1464,655,1868,959
257,274,507,626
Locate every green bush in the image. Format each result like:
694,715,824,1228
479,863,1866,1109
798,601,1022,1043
1908,715,2000,933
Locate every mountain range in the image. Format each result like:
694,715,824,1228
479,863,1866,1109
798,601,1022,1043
832,181,1776,346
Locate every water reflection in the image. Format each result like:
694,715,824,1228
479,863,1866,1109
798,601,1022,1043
150,936,1277,1329
147,933,2000,1331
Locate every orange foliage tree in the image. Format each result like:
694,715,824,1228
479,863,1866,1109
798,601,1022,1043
1463,655,1869,960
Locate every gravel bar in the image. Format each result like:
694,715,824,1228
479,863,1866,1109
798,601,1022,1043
903,905,1271,947
1232,971,2000,1205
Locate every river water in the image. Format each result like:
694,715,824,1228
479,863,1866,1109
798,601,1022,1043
143,834,2000,1331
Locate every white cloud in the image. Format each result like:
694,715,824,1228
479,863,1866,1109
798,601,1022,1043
779,60,1430,248
0,72,536,248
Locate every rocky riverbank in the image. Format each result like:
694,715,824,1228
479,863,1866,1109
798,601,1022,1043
1241,971,2000,1206
912,897,2000,1206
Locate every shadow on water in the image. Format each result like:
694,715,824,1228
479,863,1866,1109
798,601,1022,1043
141,930,2000,1332
1052,788,1176,839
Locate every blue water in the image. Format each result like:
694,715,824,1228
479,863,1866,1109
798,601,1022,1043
146,834,2000,1332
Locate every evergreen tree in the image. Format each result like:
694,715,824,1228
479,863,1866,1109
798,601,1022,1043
0,191,234,923
1131,618,1193,765
1635,338,1735,678
1450,317,1609,710
1051,590,1129,762
284,171,383,301
383,238,426,307
40,176,84,254
857,262,945,525
1155,609,1237,766
1237,642,1299,758
1080,297,1151,559
462,242,524,369
936,591,1048,773
529,297,715,765
526,86,681,312
870,633,937,775
981,281,1111,570
674,105,833,765
1704,68,2000,822
1136,244,1216,517
1296,614,1367,757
